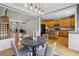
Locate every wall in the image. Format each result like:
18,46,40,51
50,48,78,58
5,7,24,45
26,16,40,36
77,4,79,28
26,17,36,35
68,5,79,51
0,4,41,53
0,38,15,51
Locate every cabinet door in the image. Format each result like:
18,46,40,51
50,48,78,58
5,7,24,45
69,33,79,51
70,17,75,27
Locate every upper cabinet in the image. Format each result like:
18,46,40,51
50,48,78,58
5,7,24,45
41,15,75,31
54,16,75,27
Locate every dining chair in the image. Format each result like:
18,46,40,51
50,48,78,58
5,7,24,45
38,34,48,45
36,34,48,50
42,34,48,47
45,42,57,56
36,42,61,56
11,40,31,56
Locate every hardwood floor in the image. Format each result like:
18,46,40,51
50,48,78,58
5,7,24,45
0,45,23,56
0,37,79,56
48,37,79,56
0,48,14,56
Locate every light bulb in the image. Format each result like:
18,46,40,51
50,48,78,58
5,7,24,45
30,6,33,10
42,11,44,15
24,3,27,8
35,7,38,12
30,3,33,10
39,9,41,14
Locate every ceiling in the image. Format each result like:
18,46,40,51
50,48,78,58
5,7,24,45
0,5,35,22
41,5,76,20
0,3,77,20
14,3,76,20
41,3,76,14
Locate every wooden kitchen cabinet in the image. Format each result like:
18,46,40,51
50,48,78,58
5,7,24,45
59,30,68,37
41,16,74,48
41,16,75,29
70,16,75,27
54,16,75,27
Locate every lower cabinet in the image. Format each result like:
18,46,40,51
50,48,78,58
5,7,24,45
57,30,68,47
69,32,79,51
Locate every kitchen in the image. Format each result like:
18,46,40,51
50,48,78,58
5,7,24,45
41,12,75,48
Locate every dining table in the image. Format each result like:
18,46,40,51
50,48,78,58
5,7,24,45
21,37,47,56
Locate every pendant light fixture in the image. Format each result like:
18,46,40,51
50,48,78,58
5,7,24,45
24,3,27,8
38,3,42,15
35,3,38,12
35,6,38,12
30,3,33,10
41,10,44,15
41,3,44,15
39,8,41,14
24,3,44,15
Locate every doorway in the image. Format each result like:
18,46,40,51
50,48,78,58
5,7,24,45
41,24,46,36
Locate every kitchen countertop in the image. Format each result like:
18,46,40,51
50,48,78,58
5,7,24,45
48,27,74,31
59,27,74,31
69,31,79,34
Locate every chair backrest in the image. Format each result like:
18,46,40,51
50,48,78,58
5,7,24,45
42,34,48,47
11,40,19,56
43,34,48,41
45,42,56,56
42,34,48,39
37,35,48,48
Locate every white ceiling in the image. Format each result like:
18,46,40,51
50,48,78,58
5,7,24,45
0,5,35,22
41,3,76,14
41,6,76,19
14,3,76,20
0,3,77,20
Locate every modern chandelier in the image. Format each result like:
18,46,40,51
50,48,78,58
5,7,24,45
24,3,44,15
